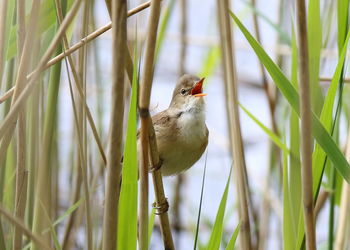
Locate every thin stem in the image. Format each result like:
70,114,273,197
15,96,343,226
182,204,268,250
12,0,28,250
0,1,152,104
217,0,252,249
335,110,350,250
12,0,38,248
0,0,83,156
173,0,187,243
0,0,9,86
101,0,127,249
0,205,53,250
328,166,336,250
138,0,174,249
77,1,93,248
295,0,316,249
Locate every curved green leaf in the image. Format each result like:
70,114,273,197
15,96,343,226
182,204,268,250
239,103,290,154
229,11,350,183
206,169,231,250
117,47,139,250
225,222,240,250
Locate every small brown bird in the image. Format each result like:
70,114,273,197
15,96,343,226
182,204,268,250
139,74,209,176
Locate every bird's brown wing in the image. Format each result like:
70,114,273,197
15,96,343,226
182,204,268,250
152,110,171,127
136,110,171,139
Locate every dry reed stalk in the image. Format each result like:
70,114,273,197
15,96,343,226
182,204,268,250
0,1,152,104
0,205,53,250
315,190,328,218
16,0,25,60
148,123,175,250
51,2,94,248
61,166,82,250
138,0,174,249
0,0,82,154
30,2,82,249
0,0,8,86
249,2,278,248
11,0,40,248
335,119,350,250
295,0,316,249
335,184,350,250
77,2,93,248
250,0,277,134
101,0,127,249
178,0,187,76
173,0,187,241
217,0,252,249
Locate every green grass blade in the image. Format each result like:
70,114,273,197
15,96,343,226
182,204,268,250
40,201,62,250
312,28,350,195
288,29,301,246
117,47,139,250
199,46,221,80
239,103,290,154
155,0,175,60
206,168,231,250
42,198,83,234
283,144,295,250
242,0,290,44
148,208,156,248
307,0,323,114
229,11,350,183
225,222,240,250
337,0,350,52
194,151,208,250
6,0,73,60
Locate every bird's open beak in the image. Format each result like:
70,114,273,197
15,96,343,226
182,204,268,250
191,78,207,97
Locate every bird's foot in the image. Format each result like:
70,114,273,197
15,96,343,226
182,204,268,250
152,198,169,215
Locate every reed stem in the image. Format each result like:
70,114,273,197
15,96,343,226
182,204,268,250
101,0,127,249
295,0,316,249
335,115,350,250
0,1,152,104
138,0,174,249
217,0,252,249
0,0,8,87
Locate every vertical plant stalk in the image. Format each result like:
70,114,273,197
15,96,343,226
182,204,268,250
12,1,37,249
148,124,175,250
295,0,316,249
77,1,93,248
104,0,134,85
0,0,83,167
0,1,152,105
0,206,52,250
173,0,187,242
29,1,83,248
0,0,8,86
138,0,174,249
101,0,127,249
52,1,96,248
178,0,187,76
217,0,252,249
249,1,278,248
250,0,277,134
16,0,25,60
335,124,350,250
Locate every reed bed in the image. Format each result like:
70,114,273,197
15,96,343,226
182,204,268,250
0,0,350,249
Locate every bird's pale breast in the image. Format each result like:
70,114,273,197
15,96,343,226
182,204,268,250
157,110,208,176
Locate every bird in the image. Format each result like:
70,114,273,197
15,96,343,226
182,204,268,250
138,74,209,176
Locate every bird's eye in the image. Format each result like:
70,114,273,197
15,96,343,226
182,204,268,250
180,88,186,95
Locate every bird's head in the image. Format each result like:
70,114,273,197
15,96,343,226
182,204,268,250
169,74,207,113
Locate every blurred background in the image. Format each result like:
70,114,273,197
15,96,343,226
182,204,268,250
1,0,349,249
